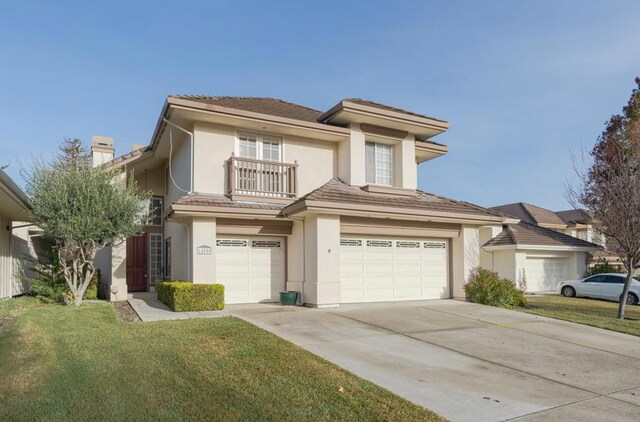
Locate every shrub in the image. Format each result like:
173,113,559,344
83,269,101,300
585,259,624,277
157,281,225,312
464,267,526,309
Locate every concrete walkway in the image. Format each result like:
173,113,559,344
228,300,640,422
127,292,229,321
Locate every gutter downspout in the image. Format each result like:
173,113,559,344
162,118,195,194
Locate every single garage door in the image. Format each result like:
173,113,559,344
215,236,285,304
340,236,449,303
525,257,568,292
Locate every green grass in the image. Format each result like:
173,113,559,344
0,302,443,422
519,295,640,337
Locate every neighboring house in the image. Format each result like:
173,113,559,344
483,203,602,292
0,168,32,299
95,96,517,307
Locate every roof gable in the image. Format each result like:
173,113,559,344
169,95,322,123
491,202,566,227
484,221,600,249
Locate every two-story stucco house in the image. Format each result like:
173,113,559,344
96,96,523,307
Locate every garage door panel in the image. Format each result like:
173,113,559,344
216,236,285,304
526,258,568,292
340,236,449,303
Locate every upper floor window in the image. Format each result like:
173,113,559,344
149,196,164,226
365,141,393,185
238,133,281,161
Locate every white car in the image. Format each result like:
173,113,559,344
558,273,640,305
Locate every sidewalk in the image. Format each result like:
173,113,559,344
127,292,229,322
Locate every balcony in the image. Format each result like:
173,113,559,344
227,155,298,200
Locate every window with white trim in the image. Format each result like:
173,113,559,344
238,133,281,161
365,142,393,185
149,233,163,286
148,196,164,226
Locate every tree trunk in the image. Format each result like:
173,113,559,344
618,258,635,319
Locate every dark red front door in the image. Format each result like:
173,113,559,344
126,235,147,292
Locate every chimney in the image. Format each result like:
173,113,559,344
91,136,115,167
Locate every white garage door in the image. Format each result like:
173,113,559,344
215,236,285,304
340,236,449,303
526,258,568,292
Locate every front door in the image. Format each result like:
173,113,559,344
126,235,147,292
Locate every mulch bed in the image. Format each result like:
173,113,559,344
113,301,141,323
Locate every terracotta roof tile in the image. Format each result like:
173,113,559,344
555,209,593,225
491,202,567,226
343,98,448,123
484,221,600,249
289,178,504,217
170,96,322,122
173,193,285,210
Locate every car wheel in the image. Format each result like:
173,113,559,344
561,286,576,298
625,293,639,306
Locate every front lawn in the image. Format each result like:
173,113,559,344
0,301,443,421
519,295,640,337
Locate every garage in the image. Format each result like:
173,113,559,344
340,236,449,303
215,236,285,304
525,257,568,292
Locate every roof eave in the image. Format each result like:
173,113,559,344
483,244,602,252
282,199,508,224
0,169,31,214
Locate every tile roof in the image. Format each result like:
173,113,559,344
343,98,448,123
491,202,567,226
173,193,285,210
483,221,600,249
288,178,505,218
555,209,593,225
103,146,150,167
169,96,322,123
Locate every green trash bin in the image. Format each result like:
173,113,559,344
280,291,299,306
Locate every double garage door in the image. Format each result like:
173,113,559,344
215,235,450,304
215,236,285,304
340,236,450,303
525,257,568,292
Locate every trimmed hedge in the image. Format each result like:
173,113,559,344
464,267,526,309
157,281,225,312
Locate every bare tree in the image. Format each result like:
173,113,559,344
567,77,640,319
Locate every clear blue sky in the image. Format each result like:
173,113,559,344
1,0,639,210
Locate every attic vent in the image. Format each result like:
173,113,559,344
216,239,248,247
424,241,446,249
340,239,362,247
396,241,420,248
252,240,281,248
366,240,393,248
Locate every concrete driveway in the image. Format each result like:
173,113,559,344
229,300,640,422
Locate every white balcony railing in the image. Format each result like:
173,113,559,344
227,155,298,199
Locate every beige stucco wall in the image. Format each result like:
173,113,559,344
192,122,337,197
165,220,189,281
303,214,341,307
286,219,304,297
450,225,480,299
479,226,503,269
166,130,192,204
191,218,216,283
134,165,165,197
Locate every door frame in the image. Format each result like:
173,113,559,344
126,234,148,292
